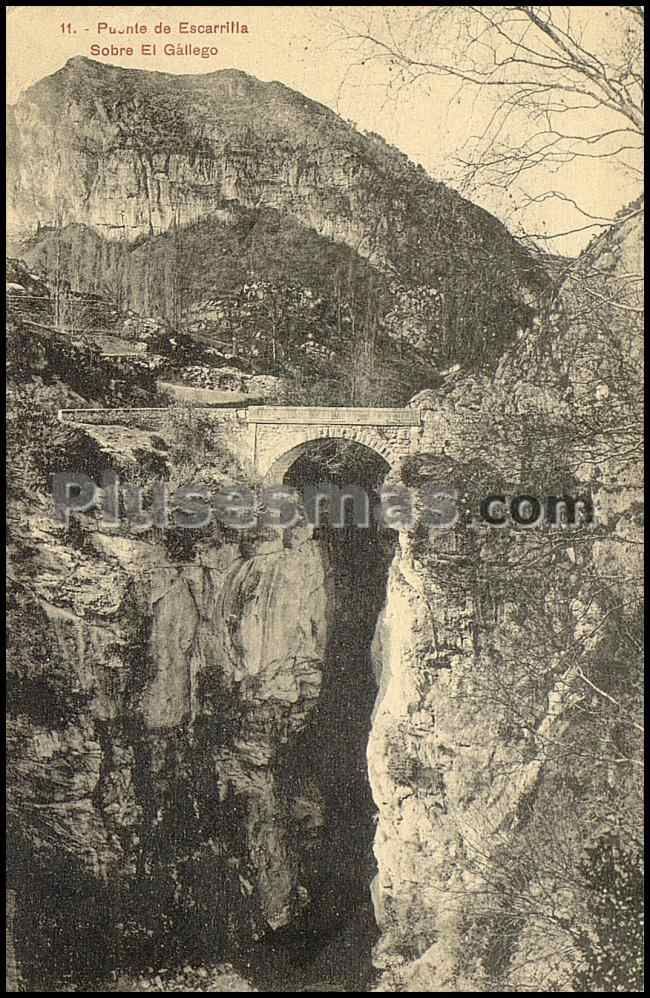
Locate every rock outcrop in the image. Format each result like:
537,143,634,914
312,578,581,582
367,207,643,991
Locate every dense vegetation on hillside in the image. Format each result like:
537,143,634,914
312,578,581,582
16,205,539,405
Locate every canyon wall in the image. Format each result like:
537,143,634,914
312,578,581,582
367,209,643,991
7,412,343,981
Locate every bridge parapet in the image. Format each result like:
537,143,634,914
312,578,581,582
246,406,421,427
58,405,422,428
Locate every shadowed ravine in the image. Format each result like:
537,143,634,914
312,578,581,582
244,444,396,992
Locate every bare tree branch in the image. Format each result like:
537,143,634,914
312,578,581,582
328,6,643,240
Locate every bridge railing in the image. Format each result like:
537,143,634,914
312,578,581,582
243,406,422,426
58,405,423,428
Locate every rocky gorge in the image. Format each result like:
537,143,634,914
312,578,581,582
7,406,393,990
6,57,644,994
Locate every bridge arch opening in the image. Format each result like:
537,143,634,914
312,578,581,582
255,437,397,990
260,429,395,486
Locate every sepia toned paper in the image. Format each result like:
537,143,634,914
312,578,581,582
6,6,644,993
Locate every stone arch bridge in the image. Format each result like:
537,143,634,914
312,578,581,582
58,405,425,480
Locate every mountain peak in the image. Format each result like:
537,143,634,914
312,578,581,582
19,56,272,108
61,56,259,82
9,57,547,377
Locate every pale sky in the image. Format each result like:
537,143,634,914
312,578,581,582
6,5,643,255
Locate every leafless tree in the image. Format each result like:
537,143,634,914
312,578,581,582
49,209,98,336
328,6,643,243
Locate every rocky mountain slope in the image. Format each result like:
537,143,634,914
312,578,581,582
8,58,549,393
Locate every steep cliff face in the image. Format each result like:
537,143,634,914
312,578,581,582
6,399,337,983
140,526,333,935
8,58,546,382
8,58,536,274
7,402,396,988
367,208,643,992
